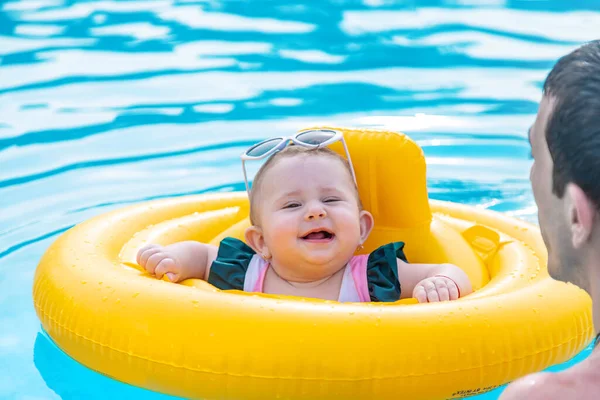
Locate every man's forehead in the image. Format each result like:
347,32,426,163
529,122,538,147
536,96,556,132
530,95,556,143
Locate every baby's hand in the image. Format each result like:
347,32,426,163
136,244,182,282
413,275,460,303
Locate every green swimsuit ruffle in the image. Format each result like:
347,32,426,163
208,237,408,302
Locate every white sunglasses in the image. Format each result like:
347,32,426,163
241,128,357,194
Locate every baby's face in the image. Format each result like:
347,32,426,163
256,155,366,281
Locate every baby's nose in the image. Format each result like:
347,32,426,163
306,207,327,220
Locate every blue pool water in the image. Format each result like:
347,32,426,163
1,0,599,398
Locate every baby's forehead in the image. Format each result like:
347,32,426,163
263,155,350,184
261,155,356,193
268,153,346,173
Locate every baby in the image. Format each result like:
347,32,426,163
137,140,472,303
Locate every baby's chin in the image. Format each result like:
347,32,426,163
296,252,347,271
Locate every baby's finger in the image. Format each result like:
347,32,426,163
137,245,162,268
434,279,450,302
154,258,176,280
146,252,167,275
447,280,460,300
424,280,440,303
136,244,160,264
414,285,428,303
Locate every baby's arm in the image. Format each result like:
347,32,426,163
396,260,473,302
136,241,218,283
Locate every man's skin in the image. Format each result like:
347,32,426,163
499,95,600,398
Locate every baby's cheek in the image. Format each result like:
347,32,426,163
342,212,363,237
267,221,296,244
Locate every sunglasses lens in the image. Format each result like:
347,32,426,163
296,129,336,146
246,138,283,157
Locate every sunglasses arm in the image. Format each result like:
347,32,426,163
341,139,358,185
242,159,251,195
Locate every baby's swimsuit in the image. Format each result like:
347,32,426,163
207,237,408,302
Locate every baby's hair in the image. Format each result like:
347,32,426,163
248,146,361,225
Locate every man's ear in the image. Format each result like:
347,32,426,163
566,183,595,249
245,225,271,259
359,210,375,245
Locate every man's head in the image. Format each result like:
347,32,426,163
529,40,600,293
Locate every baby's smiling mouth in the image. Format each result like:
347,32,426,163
301,229,335,242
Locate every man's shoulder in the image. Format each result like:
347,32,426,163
499,372,556,400
500,356,600,400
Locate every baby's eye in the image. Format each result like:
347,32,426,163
323,197,341,203
283,202,301,209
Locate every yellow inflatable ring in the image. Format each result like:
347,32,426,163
33,127,592,400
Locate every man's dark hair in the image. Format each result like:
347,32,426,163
543,40,600,210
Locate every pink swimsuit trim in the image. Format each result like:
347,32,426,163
252,255,370,302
